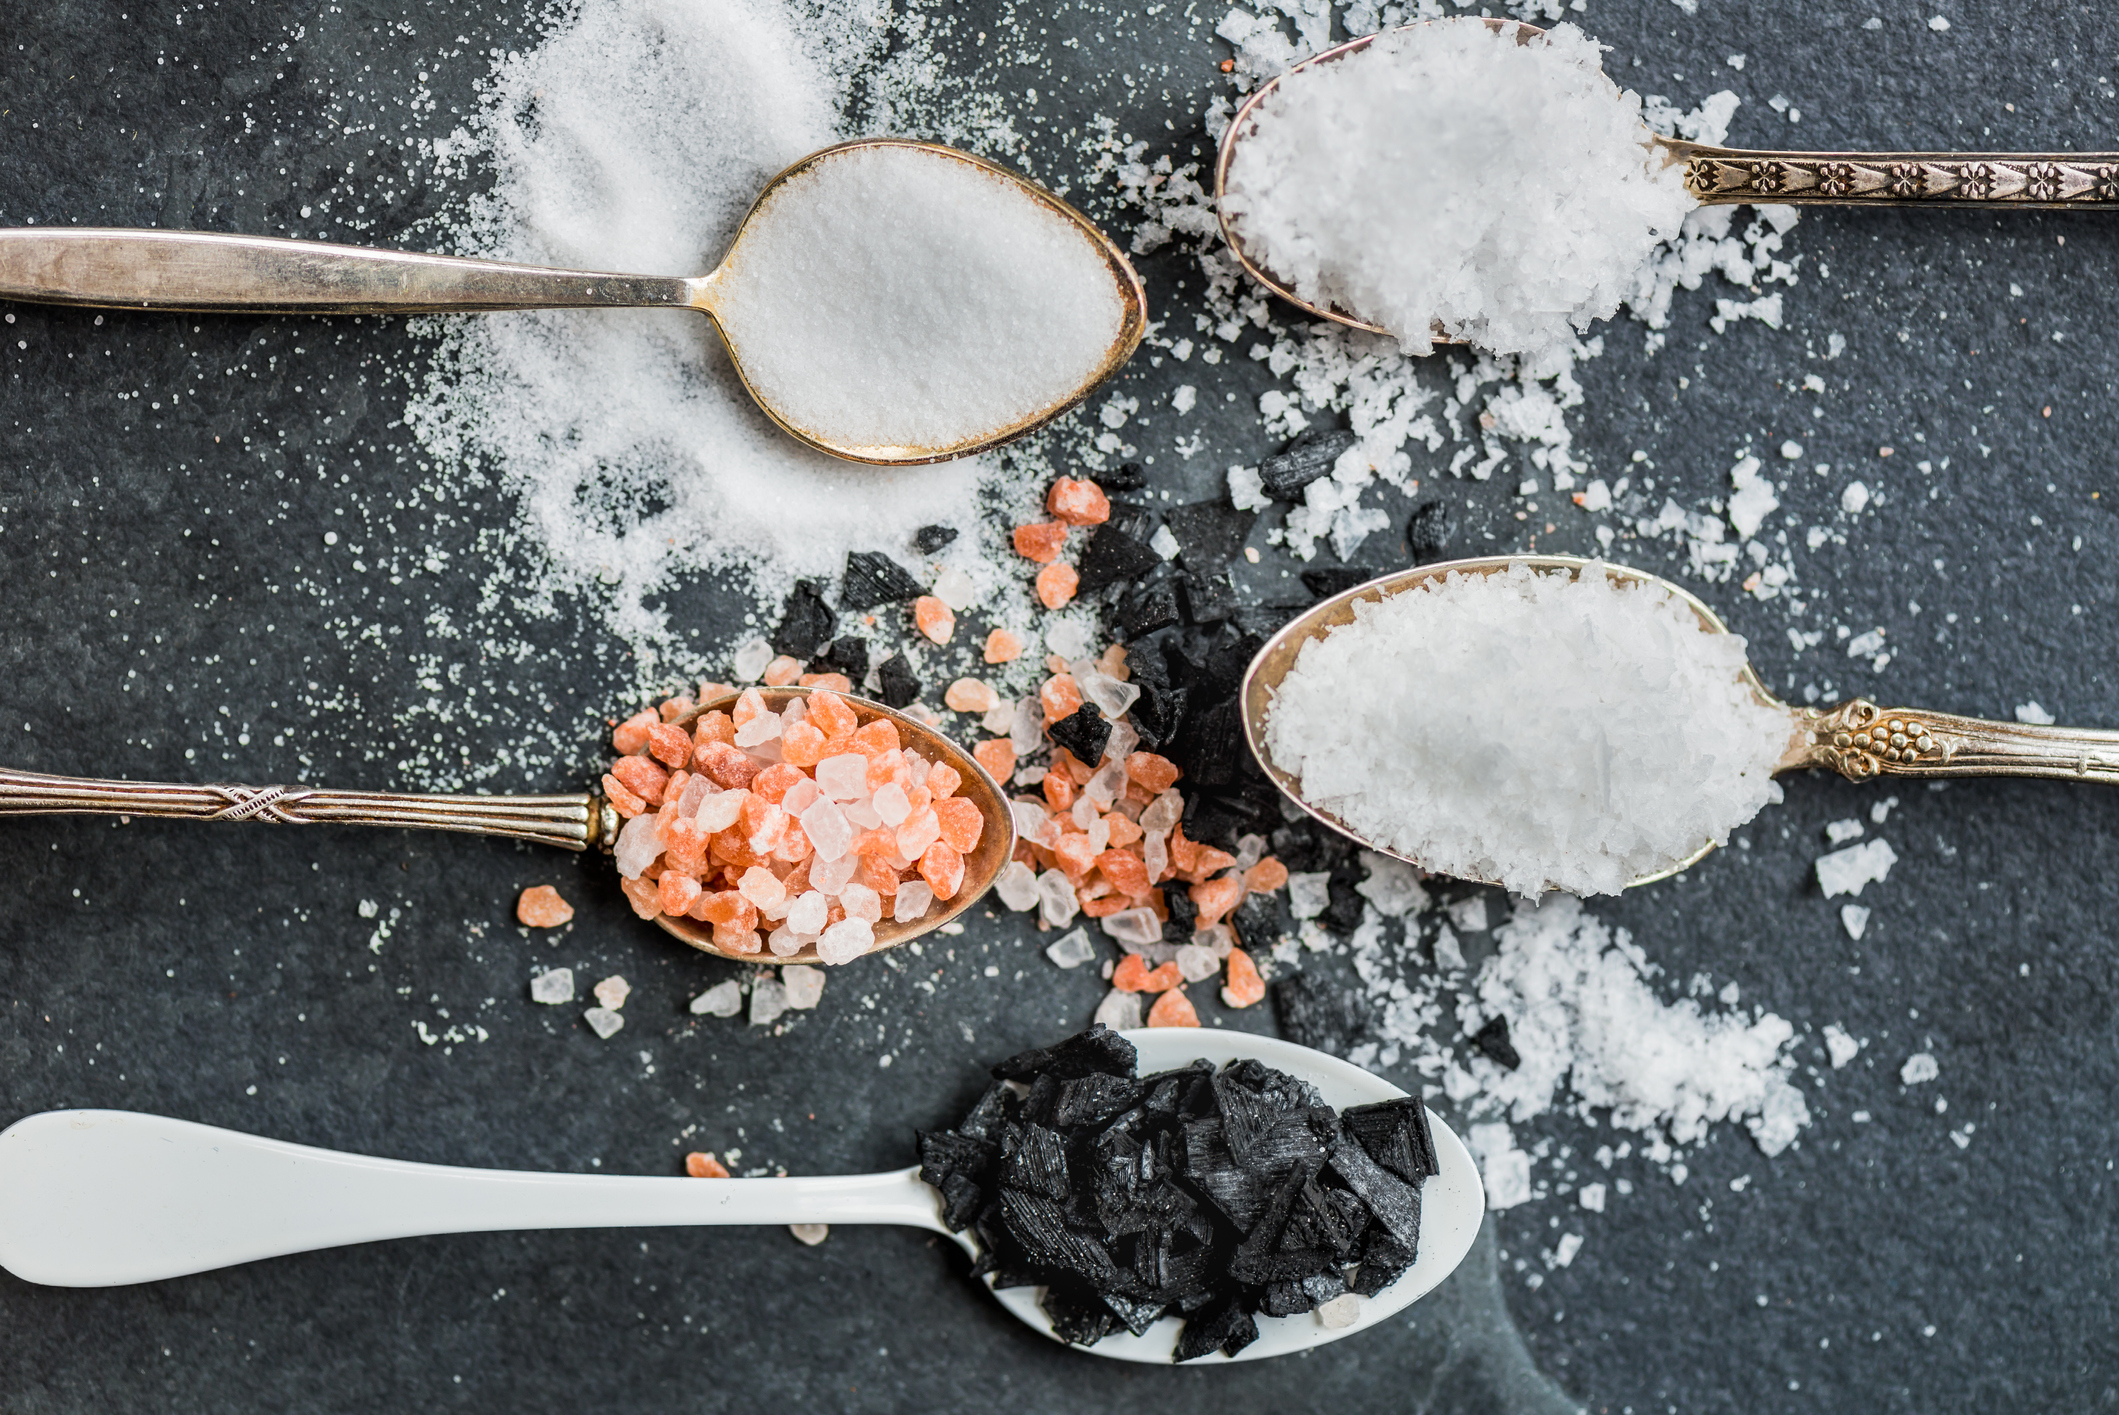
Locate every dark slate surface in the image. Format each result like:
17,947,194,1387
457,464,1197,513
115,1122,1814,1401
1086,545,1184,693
3,1,2117,1411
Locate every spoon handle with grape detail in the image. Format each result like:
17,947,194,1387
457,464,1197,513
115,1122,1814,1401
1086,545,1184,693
1784,699,2119,783
0,228,701,314
0,766,614,851
1664,141,2119,208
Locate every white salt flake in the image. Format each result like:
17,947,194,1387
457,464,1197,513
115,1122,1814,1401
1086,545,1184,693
1824,818,1866,845
1355,851,1430,918
1469,1122,1534,1210
750,977,789,1025
1577,1181,1606,1213
1100,907,1164,950
1037,869,1081,928
2014,701,2056,725
1175,944,1221,983
780,964,825,1010
1840,904,1871,940
1045,928,1097,969
583,1006,625,1039
1816,838,1898,898
994,860,1040,911
1446,896,1490,934
1841,481,1872,514
530,968,575,1005
1900,1052,1939,1085
1822,1024,1862,1069
690,980,744,1017
930,566,979,612
1093,988,1144,1031
1551,1233,1583,1268
1287,871,1332,921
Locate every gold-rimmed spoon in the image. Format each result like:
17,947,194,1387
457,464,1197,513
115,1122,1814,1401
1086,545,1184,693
0,686,1015,966
0,139,1147,464
1215,18,2119,338
1242,555,2119,891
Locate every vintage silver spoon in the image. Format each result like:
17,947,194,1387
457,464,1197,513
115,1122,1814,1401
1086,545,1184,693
1243,555,2119,891
0,1029,1484,1364
1215,18,2119,337
0,686,1014,966
0,138,1146,464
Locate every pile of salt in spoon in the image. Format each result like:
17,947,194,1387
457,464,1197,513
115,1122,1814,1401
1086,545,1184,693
604,686,983,963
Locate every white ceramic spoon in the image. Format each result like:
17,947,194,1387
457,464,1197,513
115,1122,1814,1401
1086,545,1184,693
0,1030,1483,1364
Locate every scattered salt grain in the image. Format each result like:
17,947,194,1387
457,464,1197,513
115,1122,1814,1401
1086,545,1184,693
1037,868,1082,927
750,977,790,1025
1093,989,1144,1031
690,980,744,1017
1446,896,1490,935
1045,928,1098,969
931,566,980,611
584,1006,625,1039
1577,1182,1606,1213
712,143,1127,453
1816,838,1898,898
1263,563,1788,896
994,860,1040,911
593,975,631,1011
530,968,575,1005
1822,1024,1862,1069
1287,871,1332,921
1900,1052,1939,1085
781,964,825,1010
1824,818,1866,845
1100,907,1164,950
1840,904,1872,940
516,885,575,928
733,638,776,683
1174,943,1222,983
1220,22,1693,356
2014,701,2056,725
788,1223,830,1246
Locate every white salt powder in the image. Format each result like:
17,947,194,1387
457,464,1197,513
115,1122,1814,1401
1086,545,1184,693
1262,563,1789,896
714,143,1128,453
1220,21,1693,356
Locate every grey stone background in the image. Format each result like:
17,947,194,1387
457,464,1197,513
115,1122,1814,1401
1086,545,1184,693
2,1,2115,1411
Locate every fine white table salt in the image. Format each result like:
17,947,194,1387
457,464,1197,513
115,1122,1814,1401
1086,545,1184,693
1262,562,1789,896
1220,21,1693,356
714,143,1127,452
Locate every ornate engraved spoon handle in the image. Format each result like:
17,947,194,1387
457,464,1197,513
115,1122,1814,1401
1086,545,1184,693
1787,700,2119,784
0,229,697,314
0,767,612,852
1664,141,2119,208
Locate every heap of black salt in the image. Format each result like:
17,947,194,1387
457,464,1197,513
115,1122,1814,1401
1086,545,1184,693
915,1026,1439,1361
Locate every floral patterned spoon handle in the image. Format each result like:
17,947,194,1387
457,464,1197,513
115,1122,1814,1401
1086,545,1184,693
1664,142,2119,207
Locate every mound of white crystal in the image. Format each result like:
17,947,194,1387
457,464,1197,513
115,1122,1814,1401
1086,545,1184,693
1220,20,1693,357
1262,562,1789,896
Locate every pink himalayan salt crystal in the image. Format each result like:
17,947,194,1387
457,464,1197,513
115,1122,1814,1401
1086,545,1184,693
816,753,869,801
763,655,803,686
786,891,829,934
872,782,912,827
896,810,941,859
800,798,855,860
839,882,883,923
738,866,788,911
696,789,746,832
811,851,859,893
781,776,821,816
894,880,935,922
516,885,574,928
814,916,875,966
944,677,1000,713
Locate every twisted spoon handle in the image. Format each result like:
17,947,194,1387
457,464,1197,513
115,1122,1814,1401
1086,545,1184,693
0,1110,946,1287
0,228,700,313
1665,141,2119,207
0,766,611,851
1788,699,2119,783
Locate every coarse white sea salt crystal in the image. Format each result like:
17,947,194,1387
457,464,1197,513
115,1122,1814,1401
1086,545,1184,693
814,916,874,965
994,860,1039,911
781,964,825,1010
714,143,1126,452
1101,907,1163,950
1287,871,1332,920
1816,838,1898,898
530,968,575,1004
893,880,935,922
1220,21,1693,357
690,979,744,1017
1045,928,1097,968
1263,563,1788,897
1094,989,1145,1031
750,976,789,1026
732,637,775,682
583,1006,625,1039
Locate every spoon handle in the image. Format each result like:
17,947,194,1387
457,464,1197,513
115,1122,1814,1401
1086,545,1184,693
0,228,698,314
1791,698,2119,783
0,766,611,850
0,1109,944,1287
1665,141,2119,208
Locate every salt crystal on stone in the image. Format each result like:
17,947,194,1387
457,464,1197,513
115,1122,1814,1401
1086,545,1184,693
1196,923,1237,960
614,814,663,879
1037,869,1081,928
1175,944,1221,983
1900,1052,1939,1085
711,143,1128,452
1447,896,1490,934
593,975,631,1010
781,964,825,1010
1262,563,1788,897
994,860,1040,911
1816,839,1897,898
1288,872,1332,921
1840,904,1871,940
584,1006,625,1039
1094,989,1144,1031
893,880,935,922
801,799,854,860
689,980,743,1017
1822,1024,1862,1069
839,882,883,923
1356,852,1429,918
1316,1294,1362,1329
1100,907,1164,950
1009,800,1051,843
815,917,875,965
751,978,789,1025
816,754,870,801
788,1223,829,1246
980,702,1016,736
931,565,979,611
1220,22,1693,357
732,637,775,682
1234,834,1268,871
530,968,575,1005
1009,697,1046,755
1045,928,1097,969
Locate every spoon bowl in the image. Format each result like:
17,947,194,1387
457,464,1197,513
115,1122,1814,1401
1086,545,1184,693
0,139,1146,465
0,686,1015,967
0,1030,1485,1363
1243,555,2119,891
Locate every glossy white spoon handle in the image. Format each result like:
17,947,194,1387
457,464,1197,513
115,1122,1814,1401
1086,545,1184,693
0,1110,947,1288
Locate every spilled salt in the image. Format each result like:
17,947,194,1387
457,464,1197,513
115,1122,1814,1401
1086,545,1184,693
1219,20,1693,356
714,143,1127,452
1262,563,1788,896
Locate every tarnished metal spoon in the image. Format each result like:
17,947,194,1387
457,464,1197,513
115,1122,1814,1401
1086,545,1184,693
0,686,1014,966
1215,18,2119,338
0,139,1146,465
1243,555,2119,891
0,1029,1484,1364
